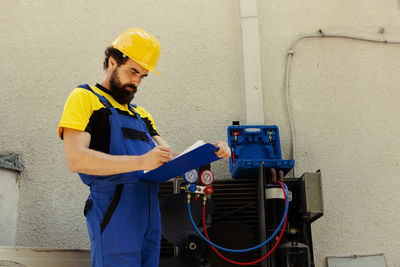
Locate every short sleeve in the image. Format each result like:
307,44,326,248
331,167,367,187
58,89,94,139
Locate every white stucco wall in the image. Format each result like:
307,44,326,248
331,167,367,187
257,1,400,266
0,0,244,251
0,169,19,246
1,0,400,266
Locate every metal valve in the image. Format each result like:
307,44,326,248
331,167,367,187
181,184,213,195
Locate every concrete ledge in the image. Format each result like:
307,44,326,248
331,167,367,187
0,154,22,172
0,246,90,267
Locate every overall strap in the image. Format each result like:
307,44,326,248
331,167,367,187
77,84,113,108
128,103,138,116
127,104,154,144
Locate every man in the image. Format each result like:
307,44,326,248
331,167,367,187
58,28,231,267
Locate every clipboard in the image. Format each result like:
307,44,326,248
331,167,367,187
140,143,221,183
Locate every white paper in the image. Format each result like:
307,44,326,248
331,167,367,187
174,140,205,159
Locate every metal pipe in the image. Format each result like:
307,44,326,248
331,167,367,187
172,177,180,256
240,0,264,125
257,162,267,267
284,31,400,177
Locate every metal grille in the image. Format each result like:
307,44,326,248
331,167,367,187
159,178,262,265
158,182,175,257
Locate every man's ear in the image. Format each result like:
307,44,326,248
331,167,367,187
108,56,117,69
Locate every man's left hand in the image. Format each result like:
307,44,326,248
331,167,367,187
213,141,231,159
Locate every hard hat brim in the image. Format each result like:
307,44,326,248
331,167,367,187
111,43,161,77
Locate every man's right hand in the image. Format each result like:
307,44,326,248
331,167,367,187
63,128,172,175
140,146,172,171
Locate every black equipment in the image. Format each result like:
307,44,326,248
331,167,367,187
158,165,323,267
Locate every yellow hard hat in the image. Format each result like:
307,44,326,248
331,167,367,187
111,28,161,76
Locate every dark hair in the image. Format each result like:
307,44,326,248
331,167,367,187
103,46,129,70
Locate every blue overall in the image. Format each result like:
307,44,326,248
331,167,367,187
78,84,161,267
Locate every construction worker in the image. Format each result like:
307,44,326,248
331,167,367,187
58,28,231,267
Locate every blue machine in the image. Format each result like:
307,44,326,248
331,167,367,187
227,123,295,179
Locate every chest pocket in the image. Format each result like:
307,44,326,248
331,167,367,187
78,84,156,157
116,110,156,156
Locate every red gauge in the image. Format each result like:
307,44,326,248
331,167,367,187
204,186,213,194
200,170,214,185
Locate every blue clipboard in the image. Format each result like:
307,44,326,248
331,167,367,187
140,143,221,183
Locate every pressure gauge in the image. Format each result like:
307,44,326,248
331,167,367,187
204,186,213,194
200,170,214,185
188,184,198,193
183,169,199,183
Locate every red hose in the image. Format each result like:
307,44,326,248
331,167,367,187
202,181,288,266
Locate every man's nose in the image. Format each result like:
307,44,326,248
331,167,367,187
132,75,141,87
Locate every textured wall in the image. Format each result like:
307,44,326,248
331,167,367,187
258,0,400,266
1,0,400,266
0,169,19,246
0,0,244,250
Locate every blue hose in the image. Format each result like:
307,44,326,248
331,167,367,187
187,182,289,253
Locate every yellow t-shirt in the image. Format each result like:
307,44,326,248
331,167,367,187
58,84,159,153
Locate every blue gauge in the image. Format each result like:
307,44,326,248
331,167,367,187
183,169,199,183
188,184,198,193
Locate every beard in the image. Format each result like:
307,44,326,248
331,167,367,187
109,68,137,105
